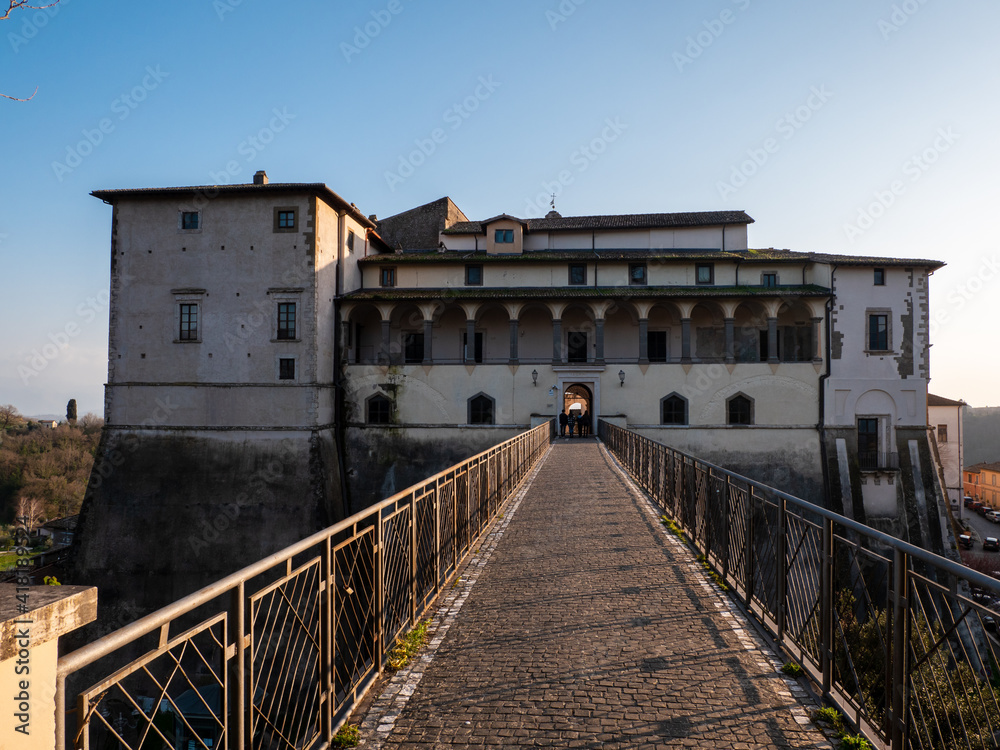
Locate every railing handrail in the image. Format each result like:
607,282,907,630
57,421,553,677
600,422,994,592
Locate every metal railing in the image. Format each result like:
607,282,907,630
859,451,901,472
56,420,553,750
600,420,1000,750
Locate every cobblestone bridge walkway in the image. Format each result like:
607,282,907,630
360,439,836,749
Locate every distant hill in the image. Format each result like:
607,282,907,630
962,406,1000,465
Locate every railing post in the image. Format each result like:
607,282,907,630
228,583,246,750
321,537,333,744
777,496,787,643
890,547,909,749
745,488,755,608
820,516,834,695
722,475,731,583
411,491,418,626
376,507,385,675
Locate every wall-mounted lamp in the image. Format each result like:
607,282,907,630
531,369,538,386
618,369,626,387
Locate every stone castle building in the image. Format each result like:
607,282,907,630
74,171,950,610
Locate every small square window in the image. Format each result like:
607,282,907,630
274,208,297,232
179,303,198,341
495,229,514,243
278,358,295,380
696,263,714,285
629,263,647,286
466,264,483,286
874,268,885,286
762,272,777,288
181,211,200,230
380,267,396,287
569,263,587,285
277,302,296,340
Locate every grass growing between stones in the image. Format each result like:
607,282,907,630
660,515,687,544
812,706,873,749
331,724,360,748
781,661,805,677
387,619,430,671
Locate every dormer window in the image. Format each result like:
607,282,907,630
495,229,514,244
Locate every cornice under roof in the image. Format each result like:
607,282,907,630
91,182,378,229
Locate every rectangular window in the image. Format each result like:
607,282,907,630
568,263,587,285
874,267,885,286
403,333,424,364
647,331,668,362
629,263,647,286
463,331,484,363
759,328,780,362
695,263,714,285
938,424,948,443
278,358,295,380
347,230,356,253
380,267,396,288
274,208,297,232
858,417,879,467
179,303,198,341
277,302,296,340
181,211,200,230
762,272,777,287
494,229,514,243
868,313,889,351
465,264,483,286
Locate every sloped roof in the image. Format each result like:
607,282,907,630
967,462,1000,474
928,394,965,407
442,210,754,235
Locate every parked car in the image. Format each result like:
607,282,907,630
965,496,976,507
985,615,997,632
960,534,974,549
989,511,1000,524
984,537,1000,552
979,505,993,517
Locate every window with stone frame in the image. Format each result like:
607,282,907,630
468,393,495,425
277,302,297,340
367,394,392,424
179,303,199,341
661,394,687,425
727,394,753,425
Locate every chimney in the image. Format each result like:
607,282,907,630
253,170,268,185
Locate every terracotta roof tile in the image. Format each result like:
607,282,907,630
442,210,754,234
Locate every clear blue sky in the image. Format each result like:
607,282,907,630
2,0,999,416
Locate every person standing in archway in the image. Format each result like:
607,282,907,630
580,409,590,437
568,411,577,438
559,409,568,437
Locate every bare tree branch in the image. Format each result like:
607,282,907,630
15,495,46,533
0,85,38,101
0,1,60,21
1,0,61,100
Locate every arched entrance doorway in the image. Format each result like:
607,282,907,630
563,383,593,436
